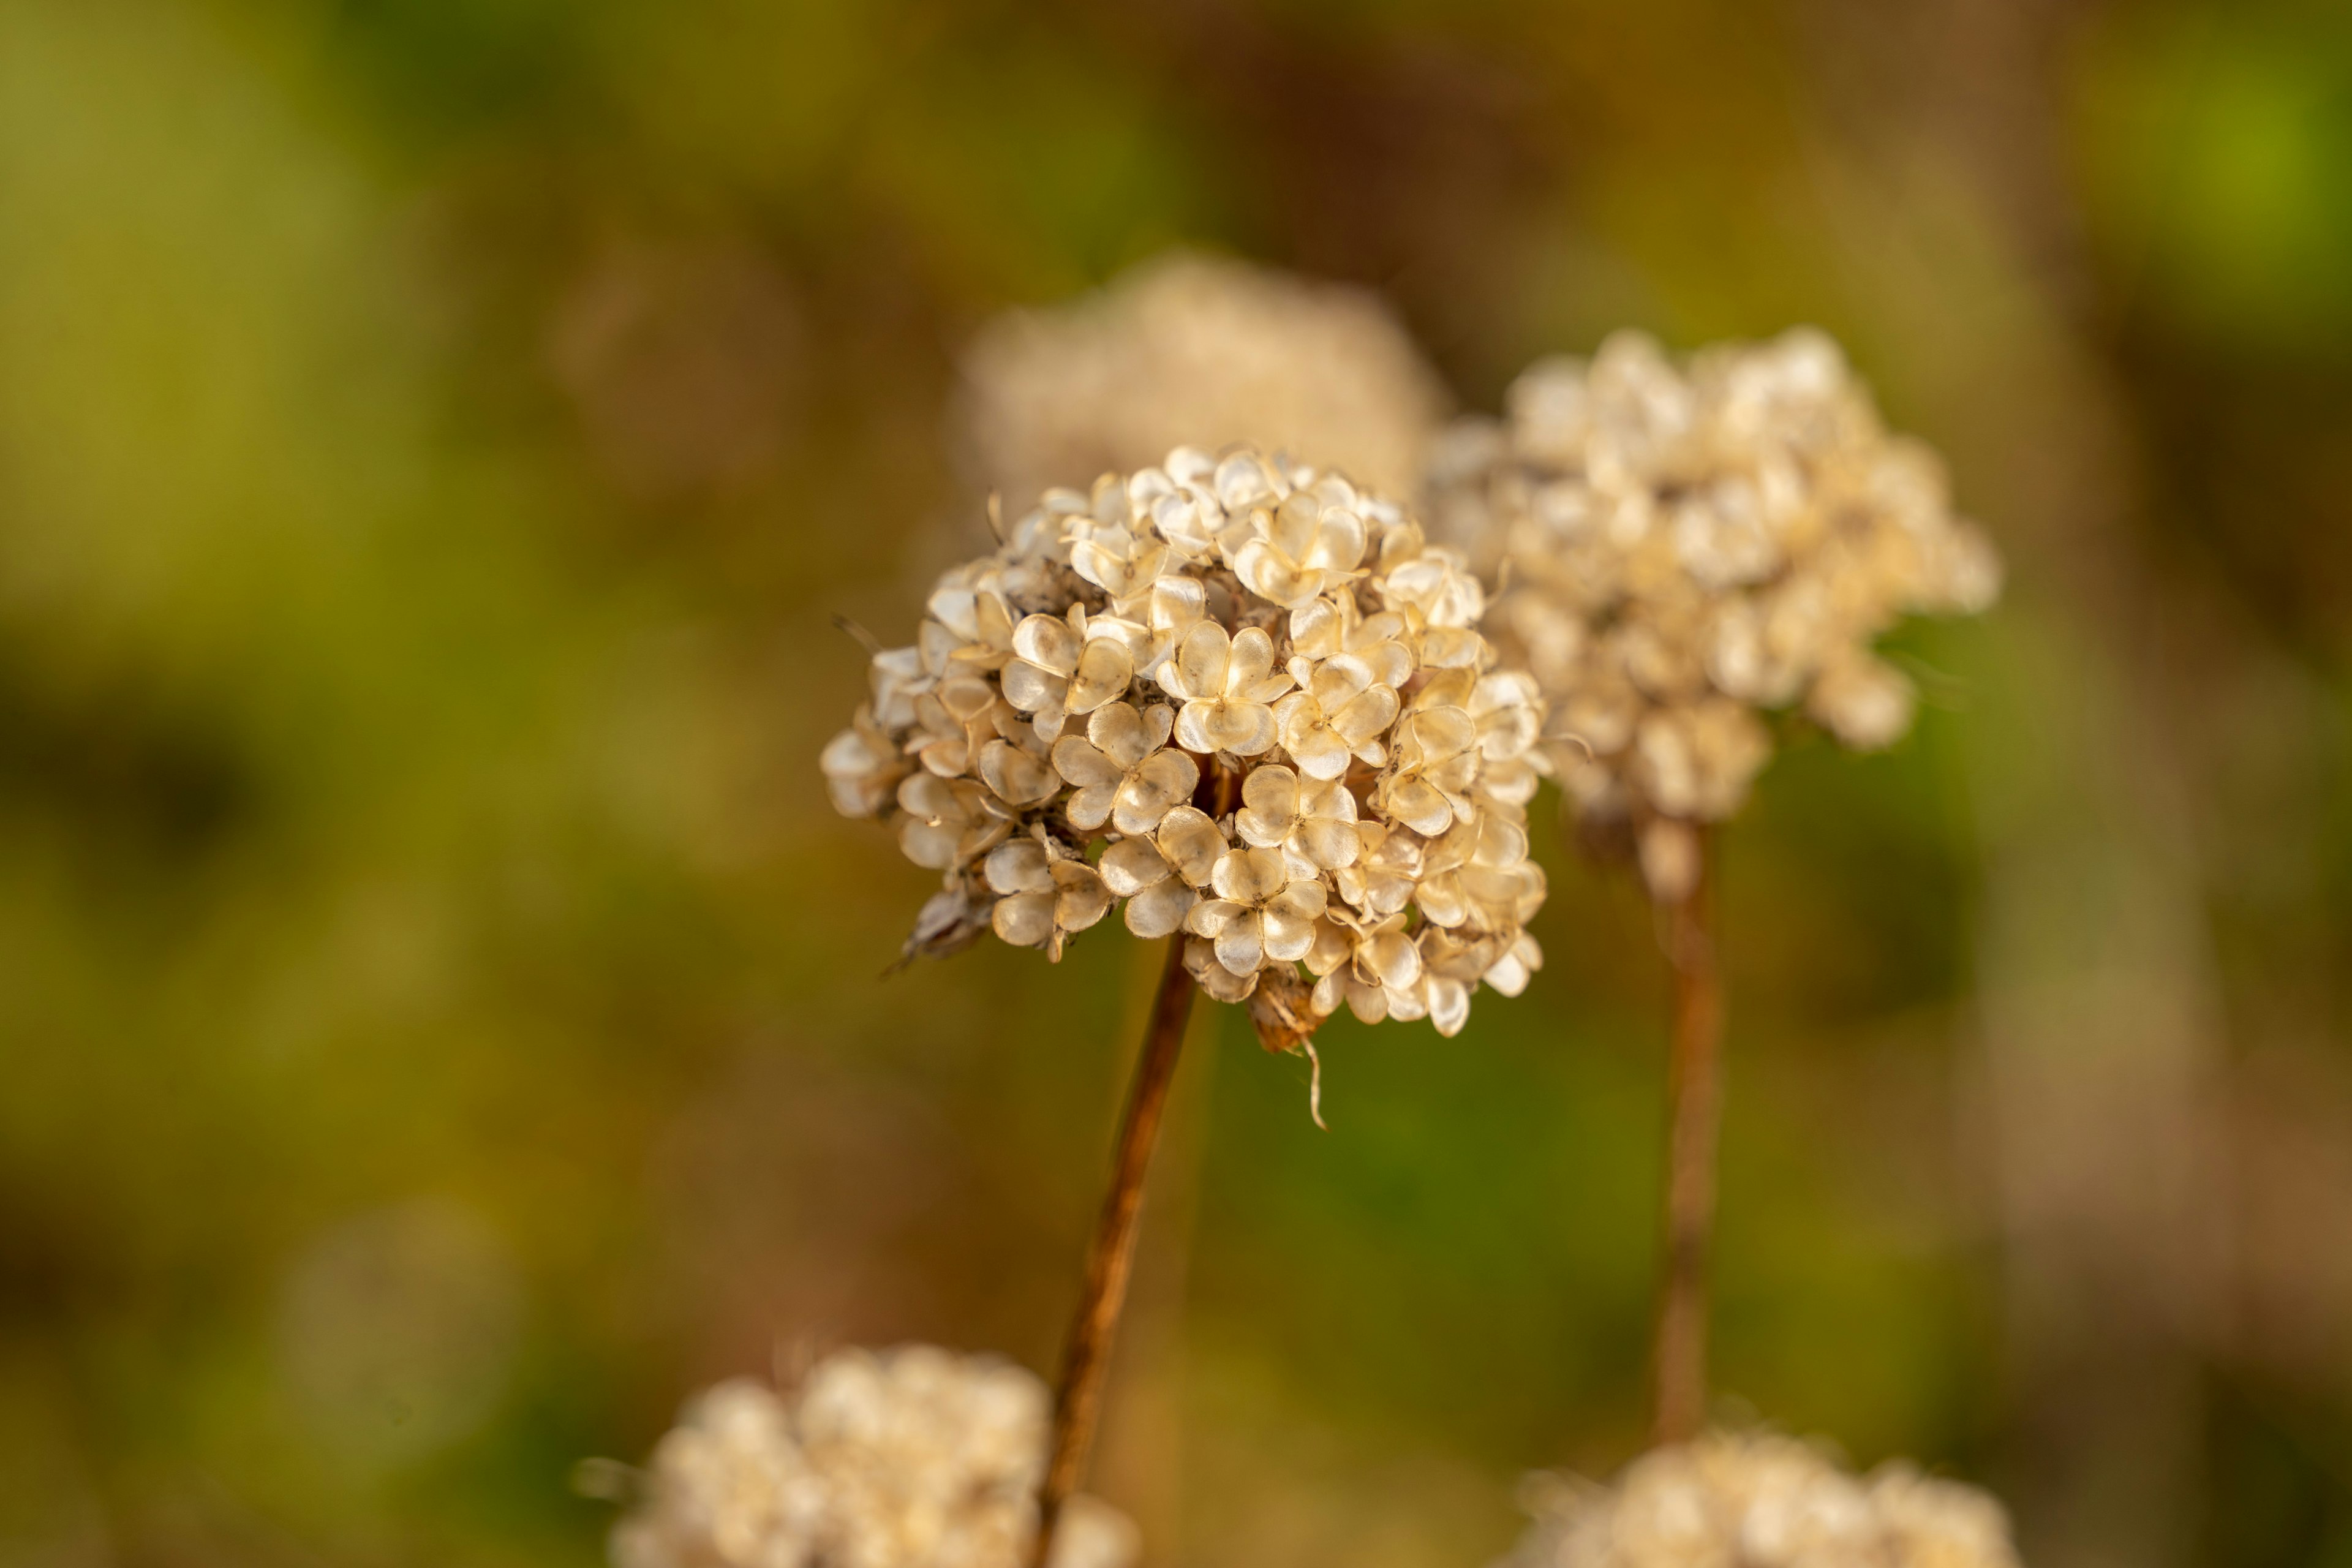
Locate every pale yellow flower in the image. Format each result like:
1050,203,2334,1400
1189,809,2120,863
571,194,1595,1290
895,774,1012,870
821,704,909,818
1048,702,1199,834
985,837,1113,960
1272,656,1402,780
1184,844,1328,976
1159,622,1293,756
1227,489,1370,609
1233,763,1360,870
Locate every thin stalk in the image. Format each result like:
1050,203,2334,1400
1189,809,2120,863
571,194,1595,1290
1651,829,1722,1445
1030,932,1197,1567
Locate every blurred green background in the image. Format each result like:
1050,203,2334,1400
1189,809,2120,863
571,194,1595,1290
4,1,2351,1564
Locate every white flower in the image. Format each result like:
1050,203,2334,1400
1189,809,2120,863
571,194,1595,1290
1158,622,1293,756
1183,843,1329,976
1232,764,1360,870
1049,702,1199,834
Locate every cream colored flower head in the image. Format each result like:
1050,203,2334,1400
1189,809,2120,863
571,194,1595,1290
956,252,1449,507
1427,328,2001,900
823,445,1552,1043
611,1344,1138,1568
1494,1429,2024,1568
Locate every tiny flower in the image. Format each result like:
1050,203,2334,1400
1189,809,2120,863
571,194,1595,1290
1429,328,2000,880
1159,622,1294,756
905,674,1004,777
1229,490,1368,608
895,773,1012,870
1287,589,1413,687
1271,655,1402,779
1004,608,1134,736
1183,844,1328,976
985,837,1113,960
822,704,910,817
1049,702,1199,834
1070,522,1170,607
1377,700,1482,837
1305,910,1422,1025
1233,763,1360,870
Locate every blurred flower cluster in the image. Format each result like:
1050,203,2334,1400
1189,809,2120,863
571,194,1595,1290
957,252,1449,507
612,1345,1137,1568
823,444,1548,1039
1496,1430,2021,1568
1428,330,2000,898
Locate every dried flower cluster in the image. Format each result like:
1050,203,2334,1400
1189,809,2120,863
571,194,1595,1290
823,444,1550,1041
1496,1431,2024,1568
1428,330,2000,899
611,1345,1137,1568
957,252,1450,507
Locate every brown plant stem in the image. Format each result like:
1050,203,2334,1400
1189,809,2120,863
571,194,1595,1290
1651,829,1722,1445
1030,931,1197,1567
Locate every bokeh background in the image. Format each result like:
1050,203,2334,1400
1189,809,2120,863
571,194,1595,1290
6,0,2351,1564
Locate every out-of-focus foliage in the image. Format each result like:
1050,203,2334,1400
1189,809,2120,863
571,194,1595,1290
1,2,2347,1567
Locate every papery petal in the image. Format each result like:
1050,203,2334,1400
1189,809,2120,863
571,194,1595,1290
1066,782,1118,832
1416,872,1469,928
1011,613,1080,676
1234,765,1300,845
1367,928,1421,990
1213,913,1265,976
979,739,1058,806
1285,722,1351,781
1113,750,1199,835
1425,975,1471,1037
1268,881,1328,924
1294,817,1360,870
1260,908,1316,963
1303,918,1352,978
999,659,1068,715
1224,627,1278,696
1085,701,1149,771
1156,806,1227,888
983,839,1054,895
1309,508,1366,571
1050,735,1123,789
1387,777,1455,837
1066,639,1134,715
1098,837,1173,896
1212,846,1288,906
1137,703,1176,752
1167,621,1229,703
898,817,960,870
1344,976,1390,1025
1330,685,1400,747
1184,898,1241,938
1197,701,1277,756
1054,867,1112,932
1124,879,1196,939
991,891,1056,948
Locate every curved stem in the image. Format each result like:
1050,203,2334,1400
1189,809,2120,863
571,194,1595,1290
1030,933,1197,1567
1651,829,1722,1445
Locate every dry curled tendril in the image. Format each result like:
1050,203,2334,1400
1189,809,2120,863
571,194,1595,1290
824,445,1552,1082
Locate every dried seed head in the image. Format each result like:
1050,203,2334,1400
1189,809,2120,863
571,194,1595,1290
1428,330,2001,900
611,1344,1139,1568
1494,1429,2023,1568
957,253,1449,508
824,445,1553,1048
